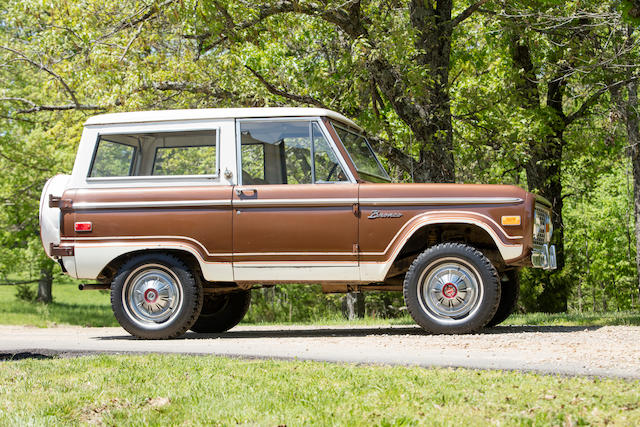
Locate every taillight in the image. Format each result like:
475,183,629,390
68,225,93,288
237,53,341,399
74,222,92,232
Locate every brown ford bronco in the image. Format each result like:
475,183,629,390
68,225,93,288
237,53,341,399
39,108,556,339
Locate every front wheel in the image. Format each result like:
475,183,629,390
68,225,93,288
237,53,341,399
111,254,203,339
403,243,501,334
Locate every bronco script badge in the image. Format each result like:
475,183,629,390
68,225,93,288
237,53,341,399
368,210,403,219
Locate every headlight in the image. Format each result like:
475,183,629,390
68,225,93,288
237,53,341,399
534,205,552,245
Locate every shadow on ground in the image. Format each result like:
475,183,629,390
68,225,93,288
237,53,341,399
98,324,604,341
0,352,55,361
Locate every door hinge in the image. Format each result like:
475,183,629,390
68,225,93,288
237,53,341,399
353,243,359,253
48,195,73,210
352,203,360,217
50,243,74,257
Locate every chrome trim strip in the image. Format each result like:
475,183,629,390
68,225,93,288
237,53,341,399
359,209,523,257
65,236,356,258
233,197,356,207
74,196,521,210
64,235,223,256
73,200,231,209
360,197,523,206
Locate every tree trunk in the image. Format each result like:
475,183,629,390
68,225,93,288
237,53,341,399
525,130,567,312
508,34,570,312
625,80,640,304
368,57,455,183
368,0,456,184
577,277,582,312
524,79,568,312
342,292,365,320
36,266,53,303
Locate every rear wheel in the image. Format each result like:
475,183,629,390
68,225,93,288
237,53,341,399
403,243,500,334
486,269,520,327
190,290,251,333
111,254,203,339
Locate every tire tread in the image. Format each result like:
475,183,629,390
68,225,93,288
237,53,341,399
110,254,203,339
403,242,500,334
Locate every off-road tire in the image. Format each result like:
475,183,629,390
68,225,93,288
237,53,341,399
486,269,520,327
190,290,252,333
111,254,203,339
403,243,501,334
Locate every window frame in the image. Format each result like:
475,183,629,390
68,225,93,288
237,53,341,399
86,127,220,182
235,117,355,186
330,122,391,183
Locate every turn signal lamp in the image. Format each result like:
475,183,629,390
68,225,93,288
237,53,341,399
74,222,92,232
501,216,521,226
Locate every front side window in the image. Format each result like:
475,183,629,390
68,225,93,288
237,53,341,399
332,123,390,182
239,120,347,185
89,130,217,178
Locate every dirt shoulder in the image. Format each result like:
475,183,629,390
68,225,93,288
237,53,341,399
1,324,638,379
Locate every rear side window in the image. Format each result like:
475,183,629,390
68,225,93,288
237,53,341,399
89,140,135,177
152,145,217,176
89,130,218,178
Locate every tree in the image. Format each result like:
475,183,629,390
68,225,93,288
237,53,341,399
453,2,639,311
180,1,499,182
1,0,639,315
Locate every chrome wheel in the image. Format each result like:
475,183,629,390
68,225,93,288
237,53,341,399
418,258,482,323
123,264,183,329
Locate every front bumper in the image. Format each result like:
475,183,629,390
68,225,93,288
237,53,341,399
532,244,557,270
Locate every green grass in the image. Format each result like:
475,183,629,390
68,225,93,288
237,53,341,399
504,311,640,327
0,355,637,426
0,280,116,327
1,280,639,328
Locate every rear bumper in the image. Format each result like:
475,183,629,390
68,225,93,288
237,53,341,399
532,244,557,270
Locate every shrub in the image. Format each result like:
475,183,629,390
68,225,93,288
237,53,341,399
15,283,36,302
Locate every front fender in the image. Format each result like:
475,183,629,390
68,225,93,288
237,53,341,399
359,211,524,282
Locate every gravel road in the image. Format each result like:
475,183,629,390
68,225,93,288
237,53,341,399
1,324,638,379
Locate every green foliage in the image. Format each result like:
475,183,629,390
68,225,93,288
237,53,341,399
0,0,638,316
245,286,406,323
563,164,637,311
245,286,341,323
14,283,36,302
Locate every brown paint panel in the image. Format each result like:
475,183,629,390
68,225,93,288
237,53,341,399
233,184,358,262
63,186,233,261
358,183,531,262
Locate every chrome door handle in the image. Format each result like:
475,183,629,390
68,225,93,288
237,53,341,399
235,187,257,196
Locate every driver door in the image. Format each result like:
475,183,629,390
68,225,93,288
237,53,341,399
232,119,359,282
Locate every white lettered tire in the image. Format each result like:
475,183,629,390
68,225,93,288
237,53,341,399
403,243,501,334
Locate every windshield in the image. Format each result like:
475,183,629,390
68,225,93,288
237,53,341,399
331,123,390,182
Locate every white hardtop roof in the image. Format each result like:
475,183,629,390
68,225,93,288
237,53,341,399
84,107,362,131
